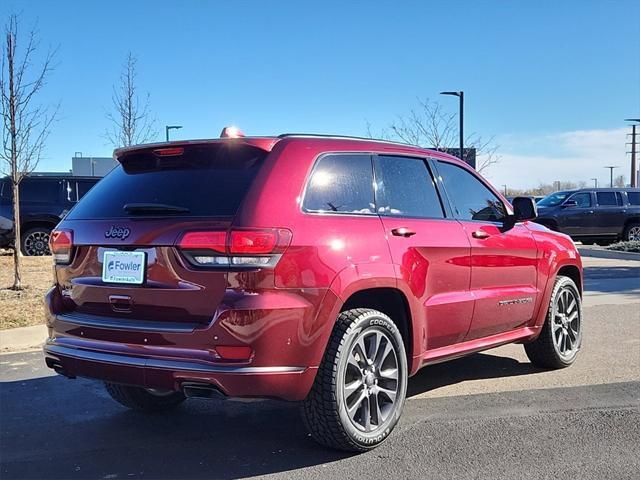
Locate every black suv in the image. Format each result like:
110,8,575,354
535,188,640,244
0,174,100,255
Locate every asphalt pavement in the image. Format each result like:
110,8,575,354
1,256,638,479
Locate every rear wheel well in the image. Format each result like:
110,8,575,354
341,288,412,362
557,265,582,297
21,221,57,235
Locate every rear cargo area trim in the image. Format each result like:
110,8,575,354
44,343,306,374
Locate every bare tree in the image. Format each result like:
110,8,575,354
0,14,57,290
368,98,501,174
105,52,156,147
614,174,626,188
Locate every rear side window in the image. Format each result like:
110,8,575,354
303,154,374,214
436,161,506,222
21,180,60,203
67,144,267,219
628,191,640,205
596,191,618,206
374,155,444,218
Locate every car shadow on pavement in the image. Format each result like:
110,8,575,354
1,350,547,479
583,265,640,294
407,352,541,398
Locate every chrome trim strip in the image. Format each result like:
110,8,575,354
55,313,200,333
44,343,305,375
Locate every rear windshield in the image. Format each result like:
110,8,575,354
66,144,267,219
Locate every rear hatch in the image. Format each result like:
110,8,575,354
53,142,270,328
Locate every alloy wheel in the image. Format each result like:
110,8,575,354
552,287,581,360
23,231,51,256
342,329,400,432
627,226,640,241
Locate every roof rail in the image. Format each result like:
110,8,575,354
277,133,414,148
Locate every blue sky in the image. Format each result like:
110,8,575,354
1,0,639,188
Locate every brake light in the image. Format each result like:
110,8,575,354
178,231,226,253
229,230,277,254
153,147,184,156
49,229,73,264
177,228,291,268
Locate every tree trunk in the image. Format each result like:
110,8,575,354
7,29,21,290
11,180,21,289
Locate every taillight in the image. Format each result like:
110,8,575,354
177,228,291,268
49,229,73,264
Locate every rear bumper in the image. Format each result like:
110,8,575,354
43,340,317,401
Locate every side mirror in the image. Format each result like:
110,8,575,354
512,196,537,221
562,200,578,208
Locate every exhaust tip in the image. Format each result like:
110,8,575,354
45,357,76,379
182,382,226,399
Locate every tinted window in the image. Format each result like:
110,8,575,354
303,154,374,214
374,156,444,218
77,180,97,199
538,191,572,207
596,191,618,206
628,191,640,205
436,161,506,222
20,180,60,203
67,144,267,219
568,192,591,207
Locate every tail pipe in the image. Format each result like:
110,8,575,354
181,382,226,399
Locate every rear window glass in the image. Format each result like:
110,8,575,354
374,155,444,218
596,191,618,206
21,180,60,203
66,144,267,219
303,154,375,214
628,191,640,205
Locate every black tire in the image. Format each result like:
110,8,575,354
104,382,186,412
595,239,612,246
524,276,582,369
623,222,640,242
301,308,408,452
21,226,53,256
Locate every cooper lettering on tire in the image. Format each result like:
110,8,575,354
302,308,408,452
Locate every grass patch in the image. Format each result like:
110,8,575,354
0,254,53,329
606,241,640,253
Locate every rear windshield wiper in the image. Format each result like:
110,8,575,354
123,203,190,214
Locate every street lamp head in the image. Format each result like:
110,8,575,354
624,118,640,123
166,125,183,130
440,91,461,97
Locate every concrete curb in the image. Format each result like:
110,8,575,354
578,247,640,261
0,324,47,354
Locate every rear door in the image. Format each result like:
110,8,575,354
374,155,472,350
591,191,626,237
57,143,268,327
434,160,538,341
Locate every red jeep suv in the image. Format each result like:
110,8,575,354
44,133,583,451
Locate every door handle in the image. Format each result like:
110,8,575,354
391,227,416,237
472,230,490,239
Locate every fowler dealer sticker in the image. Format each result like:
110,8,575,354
102,251,145,285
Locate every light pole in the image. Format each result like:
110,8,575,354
501,184,508,196
604,166,619,187
625,118,640,187
591,178,598,188
440,91,464,162
165,125,183,142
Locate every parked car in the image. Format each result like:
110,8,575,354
506,195,544,204
535,188,640,244
44,133,583,452
0,174,100,255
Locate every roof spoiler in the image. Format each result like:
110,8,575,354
113,138,280,161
